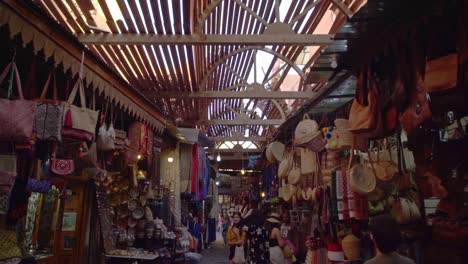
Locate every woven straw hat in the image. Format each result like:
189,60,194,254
278,152,292,178
282,184,297,202
301,187,312,201
288,165,301,185
266,213,281,224
342,234,361,261
294,114,319,145
349,164,376,194
266,141,285,163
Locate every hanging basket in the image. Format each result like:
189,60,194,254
342,234,361,261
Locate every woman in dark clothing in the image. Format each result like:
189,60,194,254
242,200,270,264
265,213,285,264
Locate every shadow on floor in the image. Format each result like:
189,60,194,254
200,232,229,264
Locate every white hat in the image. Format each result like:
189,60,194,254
294,114,319,145
266,141,285,163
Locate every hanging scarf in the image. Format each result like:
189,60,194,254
191,144,198,196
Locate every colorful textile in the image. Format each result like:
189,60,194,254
191,144,198,195
227,226,246,245
345,171,355,218
203,158,209,199
335,170,345,220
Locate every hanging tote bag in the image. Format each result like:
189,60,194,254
232,245,246,263
349,69,377,133
0,62,36,143
97,101,116,151
424,54,458,92
35,71,64,142
62,53,99,141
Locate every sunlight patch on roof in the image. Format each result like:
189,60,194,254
217,141,258,150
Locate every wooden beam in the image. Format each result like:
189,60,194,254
77,33,335,45
143,90,315,99
208,136,266,141
200,119,284,125
209,149,262,153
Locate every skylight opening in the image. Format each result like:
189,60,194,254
129,46,150,78
99,48,128,82
236,3,243,34
142,46,158,81
124,0,140,33
157,46,171,77
147,0,158,33
49,1,75,33
219,0,225,34
156,1,167,34
167,0,176,34
179,0,185,34
258,126,264,135
117,45,138,78
135,0,149,33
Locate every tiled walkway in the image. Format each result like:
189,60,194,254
200,233,229,264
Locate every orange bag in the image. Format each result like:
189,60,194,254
400,76,432,135
349,69,378,133
424,54,458,92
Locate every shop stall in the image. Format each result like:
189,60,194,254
264,1,468,264
0,1,176,263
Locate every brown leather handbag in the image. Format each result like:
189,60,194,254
424,53,458,92
400,76,432,135
349,69,378,133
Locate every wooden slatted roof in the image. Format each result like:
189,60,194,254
31,0,366,147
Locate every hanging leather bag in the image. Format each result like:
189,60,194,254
62,53,99,141
424,53,458,92
400,76,432,135
349,69,378,133
0,62,36,143
35,71,64,142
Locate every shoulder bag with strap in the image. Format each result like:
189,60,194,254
35,71,64,141
0,61,36,142
62,52,98,141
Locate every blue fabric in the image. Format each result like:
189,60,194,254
193,223,201,240
203,158,209,199
207,218,216,243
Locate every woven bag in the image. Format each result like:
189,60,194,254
0,62,36,143
0,230,22,260
35,72,64,142
342,234,360,261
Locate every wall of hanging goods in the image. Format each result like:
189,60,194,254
0,22,169,263
262,1,468,263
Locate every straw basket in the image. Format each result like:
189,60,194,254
342,234,361,261
334,119,350,130
334,119,352,148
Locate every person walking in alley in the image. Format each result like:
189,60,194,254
242,199,270,264
227,212,247,263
